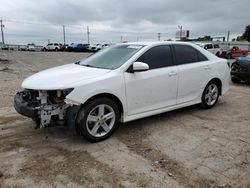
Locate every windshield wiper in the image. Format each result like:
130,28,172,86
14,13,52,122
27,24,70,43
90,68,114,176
83,64,95,68
75,62,94,68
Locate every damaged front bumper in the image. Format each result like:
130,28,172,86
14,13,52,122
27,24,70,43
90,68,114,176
14,91,37,119
14,89,80,130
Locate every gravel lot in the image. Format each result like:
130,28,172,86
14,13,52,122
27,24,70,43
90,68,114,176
0,51,250,188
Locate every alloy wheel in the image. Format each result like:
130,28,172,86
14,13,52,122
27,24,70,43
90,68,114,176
86,104,115,137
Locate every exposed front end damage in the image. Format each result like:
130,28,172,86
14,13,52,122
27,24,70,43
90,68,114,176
14,89,78,129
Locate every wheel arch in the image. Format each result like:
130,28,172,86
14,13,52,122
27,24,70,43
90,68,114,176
75,93,124,134
80,93,124,117
207,78,222,95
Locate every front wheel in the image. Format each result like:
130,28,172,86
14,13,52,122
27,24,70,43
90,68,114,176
201,82,219,109
77,98,120,142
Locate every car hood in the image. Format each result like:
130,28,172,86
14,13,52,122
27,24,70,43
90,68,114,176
22,63,111,90
236,57,250,65
236,56,250,61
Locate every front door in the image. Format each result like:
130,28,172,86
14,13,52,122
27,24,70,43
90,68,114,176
124,45,178,115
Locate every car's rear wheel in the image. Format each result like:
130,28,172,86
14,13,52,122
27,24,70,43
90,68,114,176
77,98,120,142
201,81,219,109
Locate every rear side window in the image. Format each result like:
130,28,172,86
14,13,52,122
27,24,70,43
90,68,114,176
174,44,208,65
136,45,173,69
197,51,208,61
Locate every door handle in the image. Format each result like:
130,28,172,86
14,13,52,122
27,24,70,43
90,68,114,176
168,71,177,77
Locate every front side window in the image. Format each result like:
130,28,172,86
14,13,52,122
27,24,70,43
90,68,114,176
174,44,208,65
79,45,144,69
136,45,173,69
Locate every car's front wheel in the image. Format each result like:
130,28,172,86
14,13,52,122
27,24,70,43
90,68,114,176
77,98,120,142
201,81,219,109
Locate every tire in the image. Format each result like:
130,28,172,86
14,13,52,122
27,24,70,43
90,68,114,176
231,77,241,83
201,81,220,109
77,97,120,142
55,48,58,52
226,53,232,59
231,63,239,71
216,51,220,57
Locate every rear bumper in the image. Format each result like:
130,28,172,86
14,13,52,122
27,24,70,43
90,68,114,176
14,92,37,119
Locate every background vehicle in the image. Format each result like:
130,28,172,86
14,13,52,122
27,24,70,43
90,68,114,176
89,44,103,52
195,42,222,56
66,43,90,52
43,43,63,51
1,44,14,50
61,44,69,51
14,42,230,142
222,46,249,59
231,54,250,83
18,45,27,51
27,43,36,51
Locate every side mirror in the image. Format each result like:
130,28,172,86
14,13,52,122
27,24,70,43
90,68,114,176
132,62,149,72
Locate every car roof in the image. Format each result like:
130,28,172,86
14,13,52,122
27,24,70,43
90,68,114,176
117,41,198,47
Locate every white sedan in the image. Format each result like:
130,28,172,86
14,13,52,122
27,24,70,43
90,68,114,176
14,41,230,142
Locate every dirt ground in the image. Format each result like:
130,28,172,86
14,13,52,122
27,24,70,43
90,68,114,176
0,51,250,188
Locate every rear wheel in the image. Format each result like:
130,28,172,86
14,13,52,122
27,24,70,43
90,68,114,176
77,98,120,142
201,81,219,109
226,53,232,59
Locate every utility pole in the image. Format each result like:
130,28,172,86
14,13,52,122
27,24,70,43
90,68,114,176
158,33,161,41
227,30,230,42
0,20,5,44
178,25,182,41
63,25,66,45
87,26,90,44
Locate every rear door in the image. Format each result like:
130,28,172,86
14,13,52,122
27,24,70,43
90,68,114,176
124,45,178,115
173,44,212,104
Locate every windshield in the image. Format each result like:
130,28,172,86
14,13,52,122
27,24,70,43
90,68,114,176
79,44,144,69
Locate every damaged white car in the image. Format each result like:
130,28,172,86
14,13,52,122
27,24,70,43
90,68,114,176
14,42,230,142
